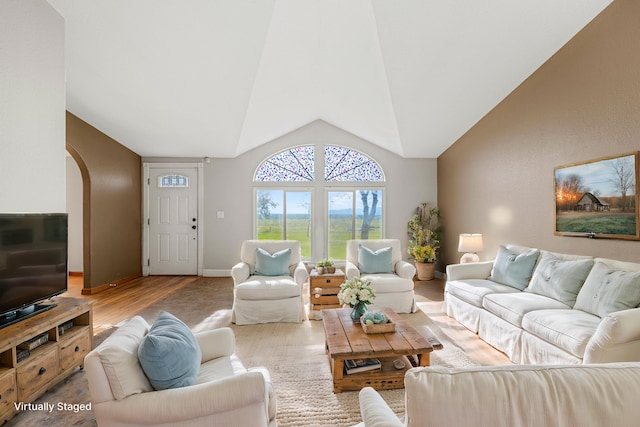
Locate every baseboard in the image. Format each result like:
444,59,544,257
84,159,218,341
202,269,231,277
80,272,142,295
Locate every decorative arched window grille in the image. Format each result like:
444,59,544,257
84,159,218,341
254,145,384,183
254,146,314,182
323,145,384,182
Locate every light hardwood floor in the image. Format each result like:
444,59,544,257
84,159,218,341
64,274,511,366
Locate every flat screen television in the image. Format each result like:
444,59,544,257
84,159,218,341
0,213,68,328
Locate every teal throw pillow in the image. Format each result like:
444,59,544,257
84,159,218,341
137,312,201,391
490,246,540,290
525,252,594,306
358,245,393,274
255,247,291,276
574,262,640,317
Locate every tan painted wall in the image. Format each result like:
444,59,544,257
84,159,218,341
438,0,640,267
66,113,142,289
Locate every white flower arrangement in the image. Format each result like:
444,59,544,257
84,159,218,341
337,277,376,308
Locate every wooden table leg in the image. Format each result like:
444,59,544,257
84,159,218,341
417,352,431,367
333,358,345,393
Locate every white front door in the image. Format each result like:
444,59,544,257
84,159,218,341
148,167,199,275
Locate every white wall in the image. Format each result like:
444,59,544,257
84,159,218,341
66,154,83,272
0,1,66,213
202,120,437,273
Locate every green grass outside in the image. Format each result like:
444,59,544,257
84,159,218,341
556,211,636,235
257,215,381,260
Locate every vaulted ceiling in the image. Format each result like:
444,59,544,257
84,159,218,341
48,0,612,158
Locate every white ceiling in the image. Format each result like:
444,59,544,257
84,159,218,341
48,0,612,158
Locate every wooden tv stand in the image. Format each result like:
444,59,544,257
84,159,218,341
0,297,93,423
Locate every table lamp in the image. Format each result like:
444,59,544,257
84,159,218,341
458,233,483,263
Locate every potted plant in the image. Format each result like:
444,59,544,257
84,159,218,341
316,260,335,275
407,203,441,280
337,277,376,321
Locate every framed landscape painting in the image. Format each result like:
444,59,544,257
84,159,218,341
554,152,640,240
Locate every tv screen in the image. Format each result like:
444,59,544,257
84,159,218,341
0,213,68,322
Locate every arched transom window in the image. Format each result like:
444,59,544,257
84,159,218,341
254,145,385,260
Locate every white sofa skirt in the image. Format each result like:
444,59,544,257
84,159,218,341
443,293,483,333
477,310,523,363
232,295,305,325
520,332,582,365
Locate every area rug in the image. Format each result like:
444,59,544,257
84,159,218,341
5,279,478,427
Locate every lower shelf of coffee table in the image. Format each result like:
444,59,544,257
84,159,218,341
332,356,414,393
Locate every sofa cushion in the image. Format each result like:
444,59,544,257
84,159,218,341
445,279,519,308
358,245,393,274
522,309,600,358
234,276,301,299
138,312,202,391
97,316,153,400
255,247,291,276
574,261,640,317
490,245,540,290
403,364,640,427
483,292,569,327
361,273,414,293
525,251,594,306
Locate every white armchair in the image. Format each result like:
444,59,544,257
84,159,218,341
355,364,640,427
346,239,417,313
231,240,308,325
84,316,277,427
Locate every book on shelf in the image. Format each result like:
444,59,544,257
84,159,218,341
16,348,30,362
344,358,381,375
17,332,49,351
58,320,74,335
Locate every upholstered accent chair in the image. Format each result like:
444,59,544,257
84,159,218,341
346,239,417,313
231,240,308,325
84,316,277,427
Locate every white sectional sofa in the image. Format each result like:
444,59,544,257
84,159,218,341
355,363,640,427
444,244,640,364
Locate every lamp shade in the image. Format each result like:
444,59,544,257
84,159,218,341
458,234,484,253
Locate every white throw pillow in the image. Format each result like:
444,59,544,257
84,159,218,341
97,316,153,400
575,261,640,317
525,251,593,306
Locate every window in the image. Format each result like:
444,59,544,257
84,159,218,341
158,174,189,188
254,145,384,260
327,190,383,259
256,190,312,258
324,146,384,182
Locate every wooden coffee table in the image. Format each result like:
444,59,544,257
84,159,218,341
322,307,442,393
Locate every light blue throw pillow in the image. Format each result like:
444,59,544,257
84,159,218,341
255,247,291,276
574,262,640,317
137,312,201,391
525,252,594,306
358,245,393,274
490,245,540,290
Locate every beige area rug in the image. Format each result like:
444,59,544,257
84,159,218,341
6,279,479,427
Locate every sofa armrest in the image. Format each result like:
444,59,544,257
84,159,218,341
395,260,417,280
345,261,360,280
358,387,404,427
293,261,309,286
445,261,494,281
196,327,235,362
231,262,250,285
585,308,640,363
95,371,271,426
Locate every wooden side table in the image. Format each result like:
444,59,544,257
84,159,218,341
309,268,345,320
